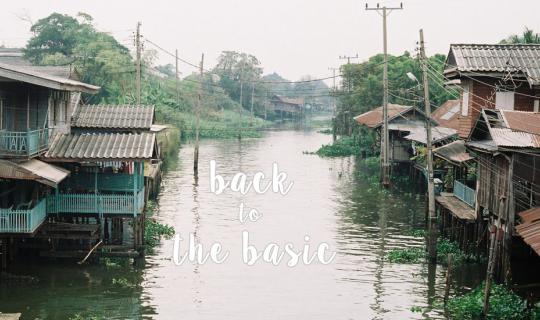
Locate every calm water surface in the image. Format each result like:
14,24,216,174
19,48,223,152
0,129,481,319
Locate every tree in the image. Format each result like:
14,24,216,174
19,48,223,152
24,12,133,102
501,27,540,44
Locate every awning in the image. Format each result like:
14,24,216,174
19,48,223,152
0,159,70,188
433,140,474,165
516,207,540,256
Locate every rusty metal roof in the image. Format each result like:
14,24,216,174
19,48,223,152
517,207,540,256
354,104,414,128
44,132,155,161
0,159,69,187
432,100,460,131
72,105,154,130
468,109,540,150
433,140,474,165
445,44,540,87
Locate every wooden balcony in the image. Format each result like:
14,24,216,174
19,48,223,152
47,190,145,216
0,199,47,233
0,129,48,158
453,180,476,208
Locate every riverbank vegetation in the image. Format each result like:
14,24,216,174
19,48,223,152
447,283,540,319
144,201,175,250
23,13,330,143
387,235,483,265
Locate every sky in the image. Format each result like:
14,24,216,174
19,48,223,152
1,0,540,82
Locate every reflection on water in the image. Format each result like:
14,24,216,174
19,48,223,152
0,129,481,319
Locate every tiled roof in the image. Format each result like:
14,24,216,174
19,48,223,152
445,44,540,86
432,100,460,131
72,105,154,130
44,132,155,161
354,104,413,128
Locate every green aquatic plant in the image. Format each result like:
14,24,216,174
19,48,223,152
145,219,175,249
315,137,360,157
387,247,425,263
447,283,536,320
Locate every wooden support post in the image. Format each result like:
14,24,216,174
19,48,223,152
444,254,453,303
483,200,505,318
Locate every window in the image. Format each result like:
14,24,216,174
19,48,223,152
495,91,514,110
461,82,470,116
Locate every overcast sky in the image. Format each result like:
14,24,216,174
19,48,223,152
1,0,540,82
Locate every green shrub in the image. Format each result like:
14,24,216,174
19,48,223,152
387,247,425,263
315,137,360,157
145,218,175,248
447,283,529,320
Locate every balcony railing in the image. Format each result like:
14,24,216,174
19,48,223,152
47,190,145,216
454,180,476,208
0,128,49,157
0,199,47,233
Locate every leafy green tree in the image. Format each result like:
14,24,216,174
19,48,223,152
24,12,133,102
501,27,540,44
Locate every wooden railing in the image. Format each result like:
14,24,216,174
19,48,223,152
454,180,476,208
0,199,47,233
47,189,145,216
0,128,48,157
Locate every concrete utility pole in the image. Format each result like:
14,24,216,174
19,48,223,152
194,53,204,175
328,67,339,142
419,29,437,262
238,71,243,140
338,54,358,92
366,2,403,188
175,49,180,105
135,22,142,105
250,83,255,127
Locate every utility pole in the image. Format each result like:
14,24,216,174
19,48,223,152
238,69,243,140
194,53,204,175
175,49,180,106
329,67,339,142
135,22,142,105
250,83,255,127
338,54,358,92
419,29,437,262
338,55,358,137
264,88,268,120
366,2,403,188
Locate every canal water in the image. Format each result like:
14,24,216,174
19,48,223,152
0,129,481,319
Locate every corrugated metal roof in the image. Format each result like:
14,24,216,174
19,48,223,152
44,132,155,161
72,105,154,130
433,140,474,164
0,62,99,93
354,104,414,128
468,109,540,150
446,44,540,86
404,126,457,144
0,159,69,187
432,100,460,131
516,207,540,256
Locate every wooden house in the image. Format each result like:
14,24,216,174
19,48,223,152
444,44,540,139
353,104,457,164
466,109,540,281
0,58,158,267
269,95,304,118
